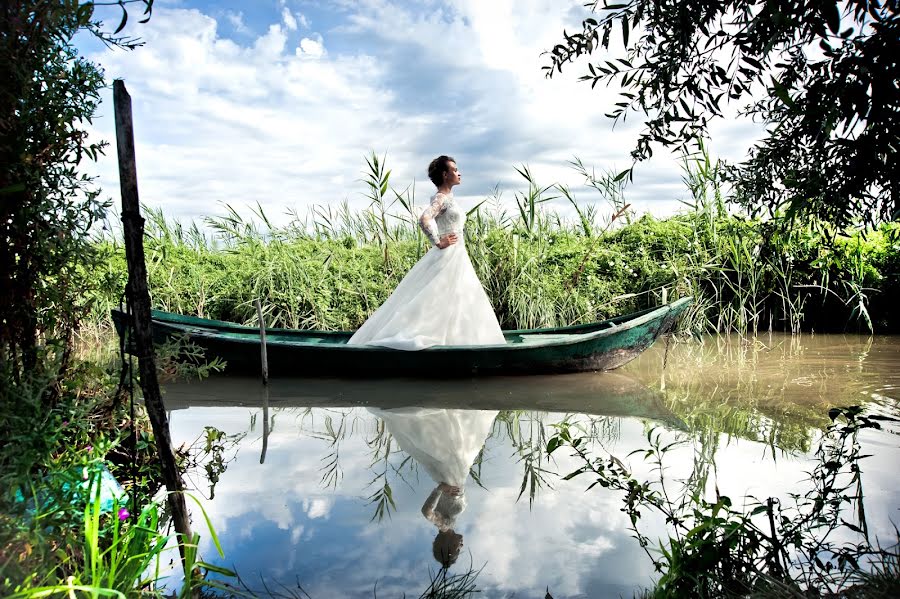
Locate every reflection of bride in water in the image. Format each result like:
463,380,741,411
369,406,498,567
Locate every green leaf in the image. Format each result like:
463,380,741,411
823,2,841,34
196,561,237,576
771,78,794,108
466,198,488,218
185,493,225,558
77,2,94,26
613,168,631,182
741,55,762,70
114,4,129,34
546,437,560,454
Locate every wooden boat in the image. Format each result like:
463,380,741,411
111,296,692,377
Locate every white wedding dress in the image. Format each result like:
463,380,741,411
346,191,505,350
370,407,499,529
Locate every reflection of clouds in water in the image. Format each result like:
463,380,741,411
304,498,332,519
171,407,659,595
468,489,608,594
465,441,641,596
170,406,447,594
170,408,374,536
166,402,900,597
290,525,305,544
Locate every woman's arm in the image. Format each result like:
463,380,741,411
421,485,443,521
418,193,456,248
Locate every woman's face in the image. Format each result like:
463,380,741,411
444,161,461,187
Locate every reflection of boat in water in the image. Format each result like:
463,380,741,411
162,370,686,429
114,298,692,376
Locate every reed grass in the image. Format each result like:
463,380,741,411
86,151,899,344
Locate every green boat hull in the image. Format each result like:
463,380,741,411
111,297,692,377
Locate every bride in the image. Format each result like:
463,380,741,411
370,406,498,568
346,155,505,350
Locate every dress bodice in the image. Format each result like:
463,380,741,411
434,194,465,237
418,192,465,246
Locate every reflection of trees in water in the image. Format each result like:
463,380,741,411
493,411,553,507
546,408,900,598
632,334,886,455
183,426,246,500
490,411,623,507
255,407,421,520
238,406,628,517
364,416,419,521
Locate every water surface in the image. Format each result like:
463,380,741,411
161,334,900,597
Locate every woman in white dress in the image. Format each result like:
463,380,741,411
346,155,506,350
352,156,503,566
372,406,498,568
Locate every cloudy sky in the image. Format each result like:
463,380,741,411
78,0,763,228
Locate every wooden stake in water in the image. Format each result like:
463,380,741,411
113,80,194,564
255,298,269,385
260,386,269,464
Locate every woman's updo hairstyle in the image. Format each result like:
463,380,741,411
428,155,456,187
432,529,463,568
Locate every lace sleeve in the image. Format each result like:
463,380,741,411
421,484,465,531
418,193,447,246
421,486,443,521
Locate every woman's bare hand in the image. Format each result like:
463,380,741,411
437,233,458,249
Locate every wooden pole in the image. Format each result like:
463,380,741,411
255,298,269,384
256,299,269,463
260,386,269,464
113,80,194,563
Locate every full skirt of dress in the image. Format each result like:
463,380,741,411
347,242,505,350
370,407,499,487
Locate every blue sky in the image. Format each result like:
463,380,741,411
79,0,763,227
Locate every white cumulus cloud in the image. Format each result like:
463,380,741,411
297,36,325,59
83,2,762,229
282,7,298,31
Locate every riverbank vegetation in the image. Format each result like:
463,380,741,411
87,150,899,343
0,1,231,596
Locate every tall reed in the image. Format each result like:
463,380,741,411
87,152,899,336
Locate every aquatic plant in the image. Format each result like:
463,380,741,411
546,406,900,597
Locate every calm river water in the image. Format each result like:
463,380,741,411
161,334,899,598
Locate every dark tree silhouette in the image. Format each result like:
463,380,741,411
545,1,899,228
0,0,152,383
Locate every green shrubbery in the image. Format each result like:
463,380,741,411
0,352,230,597
87,202,899,338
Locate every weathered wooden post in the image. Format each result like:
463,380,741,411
255,298,269,385
260,386,269,464
113,80,194,563
255,299,270,463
